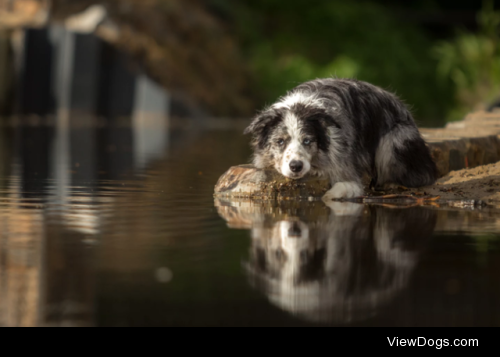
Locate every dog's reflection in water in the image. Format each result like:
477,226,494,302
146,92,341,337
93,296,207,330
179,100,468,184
245,202,437,324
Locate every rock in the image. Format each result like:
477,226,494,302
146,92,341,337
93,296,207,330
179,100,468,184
422,111,500,177
426,136,500,177
214,165,331,200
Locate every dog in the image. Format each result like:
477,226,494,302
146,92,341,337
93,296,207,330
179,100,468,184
244,78,438,199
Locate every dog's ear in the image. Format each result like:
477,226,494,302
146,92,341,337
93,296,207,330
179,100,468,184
244,111,280,135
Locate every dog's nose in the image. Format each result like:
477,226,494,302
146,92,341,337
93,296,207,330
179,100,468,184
289,160,303,173
288,222,302,237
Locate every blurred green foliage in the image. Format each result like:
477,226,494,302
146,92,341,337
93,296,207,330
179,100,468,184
434,0,500,121
210,0,456,126
209,0,500,126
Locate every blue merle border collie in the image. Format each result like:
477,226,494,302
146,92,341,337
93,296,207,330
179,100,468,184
244,78,437,200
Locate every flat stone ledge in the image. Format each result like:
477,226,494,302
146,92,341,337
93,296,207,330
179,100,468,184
427,135,500,177
423,111,500,177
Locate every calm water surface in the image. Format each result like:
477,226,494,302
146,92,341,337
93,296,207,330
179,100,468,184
0,123,500,327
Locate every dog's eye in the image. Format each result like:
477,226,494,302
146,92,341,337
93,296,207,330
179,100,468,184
277,139,285,146
303,139,312,146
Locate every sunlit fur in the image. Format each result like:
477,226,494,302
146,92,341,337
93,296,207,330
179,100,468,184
244,78,437,199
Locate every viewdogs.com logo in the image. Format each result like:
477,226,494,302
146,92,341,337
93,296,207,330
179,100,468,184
388,338,479,349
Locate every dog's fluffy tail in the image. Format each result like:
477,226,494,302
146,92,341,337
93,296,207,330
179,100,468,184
375,125,438,188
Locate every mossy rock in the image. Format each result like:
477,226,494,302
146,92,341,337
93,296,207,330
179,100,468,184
214,165,331,200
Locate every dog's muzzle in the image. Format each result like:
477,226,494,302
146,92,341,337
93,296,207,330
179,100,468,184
289,160,304,173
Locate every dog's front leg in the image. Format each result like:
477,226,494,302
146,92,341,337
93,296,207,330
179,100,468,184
322,181,364,201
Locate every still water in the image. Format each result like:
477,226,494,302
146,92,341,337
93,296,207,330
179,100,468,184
1,121,500,327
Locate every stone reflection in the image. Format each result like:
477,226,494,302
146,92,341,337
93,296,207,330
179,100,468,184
216,199,437,324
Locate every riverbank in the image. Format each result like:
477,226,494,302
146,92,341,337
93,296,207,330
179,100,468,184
384,110,500,207
214,110,500,208
379,161,500,207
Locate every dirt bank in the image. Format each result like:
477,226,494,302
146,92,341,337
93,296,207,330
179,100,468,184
379,161,500,206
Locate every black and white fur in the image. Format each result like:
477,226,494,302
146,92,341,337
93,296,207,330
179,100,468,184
244,78,438,199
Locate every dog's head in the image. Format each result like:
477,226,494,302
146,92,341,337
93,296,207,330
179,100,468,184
244,91,341,179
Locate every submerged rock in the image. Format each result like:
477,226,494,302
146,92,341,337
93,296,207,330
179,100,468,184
214,165,331,200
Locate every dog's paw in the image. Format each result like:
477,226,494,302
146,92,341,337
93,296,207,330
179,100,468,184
323,201,364,216
322,182,364,200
